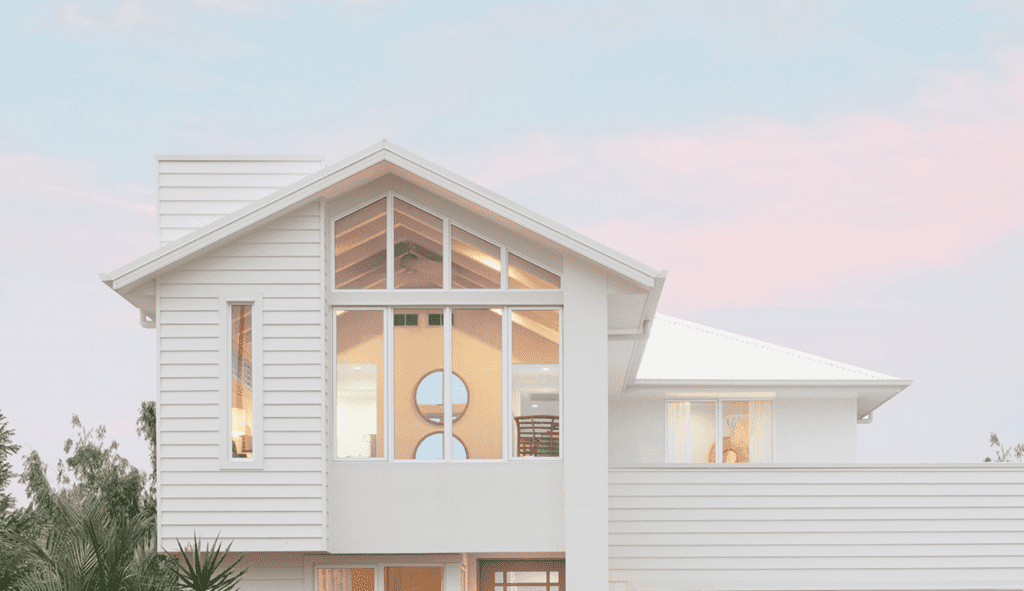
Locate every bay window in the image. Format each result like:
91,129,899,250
666,398,773,463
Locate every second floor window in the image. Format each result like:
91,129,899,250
335,307,560,461
333,195,560,291
666,399,773,463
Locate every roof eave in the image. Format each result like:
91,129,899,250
626,378,914,391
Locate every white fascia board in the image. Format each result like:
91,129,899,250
106,140,662,294
626,378,914,391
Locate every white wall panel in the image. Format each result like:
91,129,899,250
156,202,325,553
156,155,323,246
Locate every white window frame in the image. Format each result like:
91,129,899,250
331,307,389,462
310,561,453,591
507,306,563,462
664,397,775,464
329,191,561,294
332,305,562,463
219,293,264,470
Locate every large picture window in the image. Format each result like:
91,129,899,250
334,306,560,461
666,399,773,463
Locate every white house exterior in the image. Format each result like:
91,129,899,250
101,142,1024,591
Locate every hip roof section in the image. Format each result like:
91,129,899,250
637,313,902,381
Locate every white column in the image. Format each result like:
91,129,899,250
561,253,609,590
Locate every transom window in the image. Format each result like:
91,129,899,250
335,307,561,461
666,398,774,463
334,195,560,290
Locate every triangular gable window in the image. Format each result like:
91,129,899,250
333,195,559,290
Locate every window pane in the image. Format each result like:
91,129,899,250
507,572,546,583
508,254,560,289
385,566,442,591
394,199,443,289
453,309,503,459
336,310,384,459
452,226,500,289
511,310,559,457
749,401,773,462
230,304,253,458
335,199,387,289
394,309,444,459
318,567,375,591
722,401,753,463
667,401,716,463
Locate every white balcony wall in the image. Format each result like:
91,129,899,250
157,155,324,245
609,464,1024,591
156,202,325,552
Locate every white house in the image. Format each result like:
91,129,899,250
101,141,1024,591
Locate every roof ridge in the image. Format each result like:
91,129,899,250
652,313,895,379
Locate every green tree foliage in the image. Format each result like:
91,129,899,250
136,401,157,519
0,410,38,590
6,493,173,591
4,408,248,591
984,432,1024,462
19,415,148,525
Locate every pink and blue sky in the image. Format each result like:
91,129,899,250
1,1,1022,498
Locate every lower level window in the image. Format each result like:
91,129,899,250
667,399,773,463
480,560,564,591
317,566,443,591
318,568,374,591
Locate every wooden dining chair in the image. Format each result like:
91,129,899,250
514,415,560,457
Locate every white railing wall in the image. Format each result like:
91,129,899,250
609,464,1024,591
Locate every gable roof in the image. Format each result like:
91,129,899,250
637,313,907,382
101,140,662,294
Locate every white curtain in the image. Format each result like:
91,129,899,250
318,568,354,591
666,402,692,463
749,401,773,463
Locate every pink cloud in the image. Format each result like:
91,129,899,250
0,153,155,216
468,133,579,189
449,58,1024,314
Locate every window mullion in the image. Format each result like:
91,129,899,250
443,306,453,460
716,399,722,463
387,307,395,461
443,218,451,290
386,193,394,290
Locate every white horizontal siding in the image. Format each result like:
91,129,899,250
157,156,323,246
609,464,1024,591
157,202,324,553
